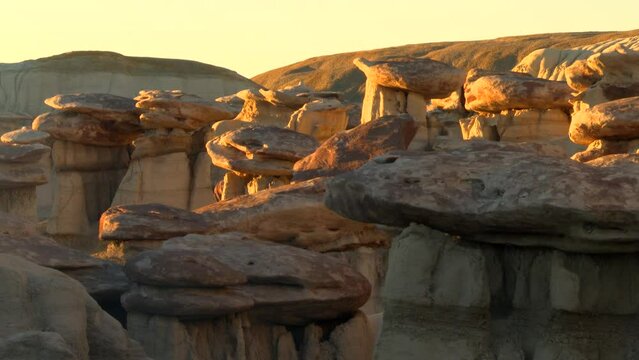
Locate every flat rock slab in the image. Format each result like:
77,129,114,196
125,249,247,287
219,125,318,161
33,111,142,146
99,203,209,241
569,96,639,145
464,69,573,113
45,93,140,123
325,145,639,253
135,90,236,124
1,127,50,145
121,285,254,319
0,234,102,269
293,114,417,181
353,57,466,98
206,138,294,176
162,233,364,289
196,178,392,252
0,143,50,163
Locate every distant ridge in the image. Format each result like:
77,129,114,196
252,29,639,102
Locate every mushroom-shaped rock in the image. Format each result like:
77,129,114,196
324,144,639,253
569,96,639,145
135,90,236,125
353,57,466,98
219,125,318,161
259,88,308,108
125,249,248,287
33,111,142,146
45,93,140,123
464,69,573,113
195,178,392,252
206,137,295,176
1,127,50,145
99,203,209,241
0,143,50,187
293,114,417,181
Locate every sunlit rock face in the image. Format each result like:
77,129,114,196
0,51,258,117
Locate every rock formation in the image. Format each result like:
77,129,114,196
0,51,258,117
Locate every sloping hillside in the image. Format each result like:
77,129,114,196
253,30,639,102
0,51,260,116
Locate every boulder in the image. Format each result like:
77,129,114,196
218,124,318,161
353,57,466,98
570,96,639,145
44,93,140,123
293,114,417,181
288,99,350,142
99,203,209,241
1,127,50,144
325,145,639,252
206,137,294,176
33,111,142,146
125,249,247,287
196,179,392,252
0,143,50,188
0,255,147,360
135,90,236,125
259,88,308,108
464,69,573,113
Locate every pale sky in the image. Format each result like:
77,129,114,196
2,0,638,78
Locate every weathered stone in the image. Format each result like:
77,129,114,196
99,203,209,241
46,172,90,236
569,96,639,145
0,255,148,360
125,249,247,287
197,179,392,252
0,331,78,360
206,138,294,176
122,285,254,319
135,90,236,124
464,69,573,113
288,99,349,142
51,141,129,171
45,93,140,123
293,114,417,181
259,88,308,108
131,129,191,159
219,124,318,161
219,171,249,200
246,175,290,195
139,110,196,130
1,127,50,144
571,139,639,162
33,111,142,146
360,79,407,124
565,59,603,92
209,119,251,139
353,57,466,98
325,145,639,252
0,142,50,163
189,152,216,210
111,152,191,209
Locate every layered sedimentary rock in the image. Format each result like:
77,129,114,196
0,51,258,117
287,98,350,142
0,254,146,360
